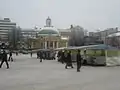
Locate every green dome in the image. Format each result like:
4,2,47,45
38,27,60,36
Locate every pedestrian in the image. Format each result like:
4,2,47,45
65,50,74,69
76,50,82,72
53,51,56,60
16,51,18,56
8,50,13,62
37,51,39,59
57,50,62,62
39,51,43,62
61,50,65,64
0,50,9,69
30,52,32,57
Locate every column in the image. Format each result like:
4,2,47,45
49,41,50,49
31,42,33,48
56,42,59,48
53,41,55,48
66,42,68,47
45,41,47,49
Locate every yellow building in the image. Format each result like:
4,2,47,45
30,17,70,49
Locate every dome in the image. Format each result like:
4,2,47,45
38,27,60,36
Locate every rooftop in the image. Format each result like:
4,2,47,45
38,27,60,36
107,32,120,37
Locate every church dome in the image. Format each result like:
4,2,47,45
38,27,60,36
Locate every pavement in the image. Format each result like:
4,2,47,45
0,54,120,90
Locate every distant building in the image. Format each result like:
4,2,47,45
21,29,39,40
29,17,70,49
106,31,120,48
89,28,118,43
0,18,16,43
0,18,21,48
69,25,85,46
84,36,104,45
89,32,94,37
58,28,71,47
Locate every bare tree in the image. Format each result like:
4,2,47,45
68,25,85,46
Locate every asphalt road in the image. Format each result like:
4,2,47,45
0,54,120,90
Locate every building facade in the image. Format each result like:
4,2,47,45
0,18,21,48
29,17,70,49
0,18,16,42
106,32,120,48
89,28,118,43
21,29,39,40
68,25,85,46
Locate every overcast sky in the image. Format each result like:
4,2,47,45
0,0,120,31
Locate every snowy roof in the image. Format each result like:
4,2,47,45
38,27,60,36
58,29,71,32
88,44,118,50
61,37,68,40
107,32,120,37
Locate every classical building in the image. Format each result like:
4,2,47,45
30,17,70,49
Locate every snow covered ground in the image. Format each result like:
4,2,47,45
0,54,120,90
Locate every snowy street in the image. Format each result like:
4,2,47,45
0,54,120,90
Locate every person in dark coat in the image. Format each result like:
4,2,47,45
57,50,62,62
0,50,9,69
16,51,18,56
39,51,43,62
30,51,32,57
65,50,74,69
37,51,39,59
76,50,82,72
61,51,65,64
8,50,13,62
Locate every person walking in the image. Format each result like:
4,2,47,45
57,50,62,62
8,50,13,62
30,52,32,57
16,51,18,56
39,51,43,62
65,51,74,69
0,50,9,69
61,51,65,64
37,51,39,59
76,50,82,72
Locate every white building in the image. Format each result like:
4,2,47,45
0,18,16,43
89,28,118,43
30,17,70,49
106,32,120,48
21,29,39,39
